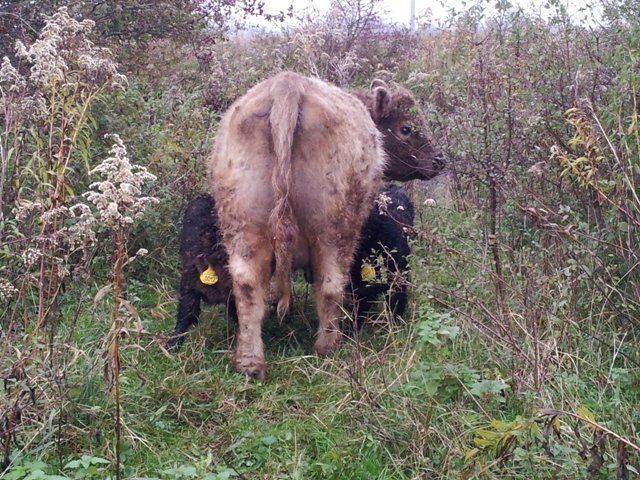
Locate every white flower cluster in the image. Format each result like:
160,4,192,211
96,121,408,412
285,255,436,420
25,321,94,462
65,203,98,249
290,28,360,86
0,278,18,304
0,57,46,122
0,57,25,93
406,71,431,86
84,135,158,229
12,200,97,271
375,190,392,216
41,205,70,225
1,7,126,124
14,7,126,90
21,248,41,269
13,201,44,223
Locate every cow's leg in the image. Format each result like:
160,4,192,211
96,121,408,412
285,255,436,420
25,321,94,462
311,246,347,355
168,279,201,349
389,284,408,320
225,295,238,323
228,239,271,380
354,292,377,330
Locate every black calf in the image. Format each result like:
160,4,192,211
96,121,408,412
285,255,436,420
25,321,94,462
349,184,414,328
167,194,235,348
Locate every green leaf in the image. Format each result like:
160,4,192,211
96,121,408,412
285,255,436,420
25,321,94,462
464,448,479,462
437,324,460,339
24,462,47,472
577,405,595,423
469,379,509,400
2,471,25,480
162,465,197,478
23,471,47,480
63,460,80,470
85,456,110,465
262,435,277,446
202,467,238,480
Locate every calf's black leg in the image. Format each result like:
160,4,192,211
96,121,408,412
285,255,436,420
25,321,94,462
168,278,202,349
354,293,377,330
389,285,408,321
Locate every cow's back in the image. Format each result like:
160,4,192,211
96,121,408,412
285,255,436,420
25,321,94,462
209,72,385,262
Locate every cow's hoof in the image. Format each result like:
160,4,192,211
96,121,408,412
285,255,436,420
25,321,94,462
313,330,342,356
232,353,266,381
166,335,183,351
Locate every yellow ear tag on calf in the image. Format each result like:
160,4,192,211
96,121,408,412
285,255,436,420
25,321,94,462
360,264,376,282
199,266,218,285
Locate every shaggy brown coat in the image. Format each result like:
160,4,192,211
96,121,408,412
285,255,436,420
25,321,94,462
209,72,386,379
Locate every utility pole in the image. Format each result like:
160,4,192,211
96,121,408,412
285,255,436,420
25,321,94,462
410,0,416,32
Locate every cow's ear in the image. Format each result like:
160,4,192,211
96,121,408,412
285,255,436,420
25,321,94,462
372,86,391,121
370,78,387,90
394,89,415,111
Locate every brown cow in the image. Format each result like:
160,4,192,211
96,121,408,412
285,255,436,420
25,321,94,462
208,72,443,380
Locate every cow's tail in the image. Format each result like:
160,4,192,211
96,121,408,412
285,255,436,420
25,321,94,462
268,76,302,321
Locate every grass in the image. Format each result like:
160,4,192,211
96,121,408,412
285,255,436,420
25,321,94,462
3,202,640,480
111,304,434,478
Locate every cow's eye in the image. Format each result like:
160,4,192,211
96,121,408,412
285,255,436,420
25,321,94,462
400,126,412,136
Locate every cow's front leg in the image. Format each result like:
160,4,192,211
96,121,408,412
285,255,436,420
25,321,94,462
228,241,271,380
168,275,202,349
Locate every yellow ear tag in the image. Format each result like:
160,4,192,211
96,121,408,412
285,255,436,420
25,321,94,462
360,264,376,282
199,266,218,285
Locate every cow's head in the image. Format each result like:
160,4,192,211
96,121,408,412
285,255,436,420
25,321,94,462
361,79,445,181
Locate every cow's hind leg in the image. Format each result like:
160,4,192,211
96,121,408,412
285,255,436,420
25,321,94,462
311,246,347,355
228,239,272,380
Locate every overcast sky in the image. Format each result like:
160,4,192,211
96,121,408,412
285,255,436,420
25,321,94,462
255,0,600,28
260,0,450,25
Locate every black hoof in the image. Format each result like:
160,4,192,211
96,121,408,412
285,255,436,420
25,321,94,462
166,334,185,350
